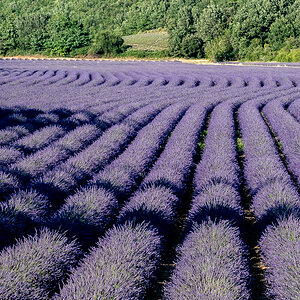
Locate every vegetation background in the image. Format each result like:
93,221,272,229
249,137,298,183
0,0,299,61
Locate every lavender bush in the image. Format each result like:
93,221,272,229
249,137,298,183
164,220,250,300
0,228,81,300
49,186,118,246
55,222,161,300
259,216,300,300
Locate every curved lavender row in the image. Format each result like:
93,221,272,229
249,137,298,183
259,216,300,300
0,70,40,85
26,69,57,85
48,186,118,247
70,70,92,87
238,90,300,229
91,101,190,201
56,70,80,86
287,99,300,121
10,124,101,181
262,97,300,185
0,125,29,146
32,101,171,205
40,70,68,85
0,189,50,249
0,228,81,300
164,221,250,300
12,125,65,154
0,147,23,168
55,222,161,300
47,101,188,248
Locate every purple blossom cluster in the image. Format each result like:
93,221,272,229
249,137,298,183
164,220,250,300
0,189,49,248
0,125,29,146
49,186,117,246
55,222,161,299
259,216,300,299
0,228,81,300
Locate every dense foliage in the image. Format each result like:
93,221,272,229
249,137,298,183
0,0,299,60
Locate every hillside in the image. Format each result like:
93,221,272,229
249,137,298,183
0,0,299,61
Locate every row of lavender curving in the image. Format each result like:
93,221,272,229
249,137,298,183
0,60,299,300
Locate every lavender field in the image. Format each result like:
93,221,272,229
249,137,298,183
0,59,299,300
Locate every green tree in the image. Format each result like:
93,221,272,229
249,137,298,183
195,4,224,43
89,31,124,56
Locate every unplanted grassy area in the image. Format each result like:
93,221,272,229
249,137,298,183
123,30,168,51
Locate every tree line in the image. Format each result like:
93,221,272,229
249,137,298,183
0,0,299,61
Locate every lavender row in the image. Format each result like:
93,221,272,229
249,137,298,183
259,216,300,300
164,98,251,299
54,222,161,300
262,96,300,185
164,220,250,300
32,100,171,206
238,90,300,299
47,101,189,241
162,87,297,299
287,98,300,121
47,100,214,298
0,190,50,249
238,91,300,229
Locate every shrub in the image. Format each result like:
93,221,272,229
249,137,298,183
89,30,124,56
55,222,161,299
180,34,204,58
0,228,81,300
204,32,234,61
